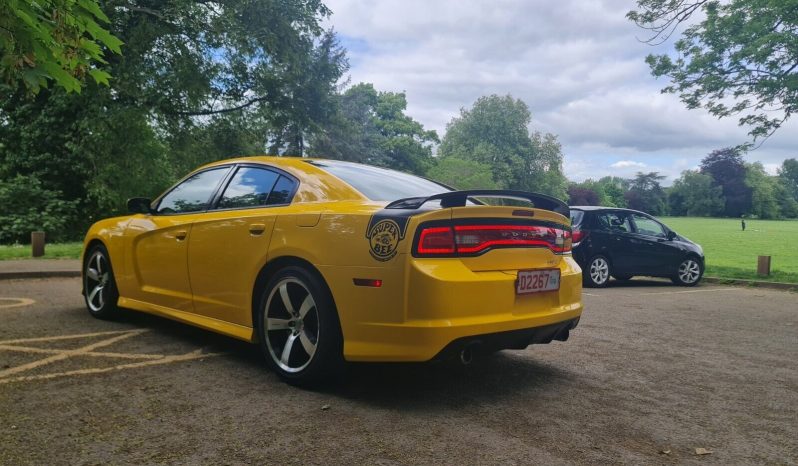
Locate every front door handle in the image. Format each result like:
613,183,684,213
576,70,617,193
175,230,187,241
249,224,266,236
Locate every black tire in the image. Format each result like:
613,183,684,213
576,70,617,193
671,256,703,287
83,244,121,319
612,274,633,281
583,255,611,288
256,266,344,386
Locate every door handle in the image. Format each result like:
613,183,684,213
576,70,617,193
175,230,187,241
249,224,266,236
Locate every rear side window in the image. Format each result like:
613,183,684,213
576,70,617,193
157,167,230,214
596,212,632,233
218,167,280,209
267,176,297,205
570,210,584,227
217,168,297,209
308,160,449,201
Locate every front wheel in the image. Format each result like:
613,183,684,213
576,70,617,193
256,266,343,386
672,257,703,287
584,255,611,288
83,244,120,319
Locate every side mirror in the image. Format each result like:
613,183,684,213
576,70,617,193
667,230,677,240
127,197,153,214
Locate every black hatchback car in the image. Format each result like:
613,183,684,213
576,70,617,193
570,206,705,287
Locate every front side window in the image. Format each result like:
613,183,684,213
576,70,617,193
596,211,632,233
157,167,230,214
218,167,280,209
632,214,666,238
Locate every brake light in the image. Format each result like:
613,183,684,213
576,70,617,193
415,224,572,256
418,226,456,254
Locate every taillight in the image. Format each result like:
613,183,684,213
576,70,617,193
415,224,572,256
572,229,588,245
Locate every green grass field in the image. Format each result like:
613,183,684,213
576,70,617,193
661,217,798,283
0,242,83,261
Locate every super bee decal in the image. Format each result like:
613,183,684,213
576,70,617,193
365,214,412,261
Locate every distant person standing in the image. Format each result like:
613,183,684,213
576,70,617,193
741,217,746,231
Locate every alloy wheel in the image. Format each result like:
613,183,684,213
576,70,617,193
264,278,320,373
678,259,701,284
590,257,610,285
85,251,110,312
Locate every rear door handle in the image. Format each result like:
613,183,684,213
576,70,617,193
249,224,266,236
175,230,187,241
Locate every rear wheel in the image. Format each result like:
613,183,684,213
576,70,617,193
672,257,703,286
83,244,120,319
256,266,343,385
584,255,611,288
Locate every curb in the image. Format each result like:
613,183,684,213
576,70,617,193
0,270,81,280
703,276,797,292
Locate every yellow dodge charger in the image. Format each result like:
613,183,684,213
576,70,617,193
82,157,583,383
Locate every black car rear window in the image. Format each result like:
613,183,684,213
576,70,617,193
307,160,450,201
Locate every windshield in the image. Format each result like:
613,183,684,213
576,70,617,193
308,160,451,201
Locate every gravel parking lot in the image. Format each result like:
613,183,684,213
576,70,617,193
1,277,796,465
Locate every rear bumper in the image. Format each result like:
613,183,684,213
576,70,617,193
432,317,580,361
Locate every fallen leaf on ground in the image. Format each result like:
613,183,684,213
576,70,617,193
695,448,713,455
321,404,330,410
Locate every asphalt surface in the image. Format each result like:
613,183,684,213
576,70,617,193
1,277,796,465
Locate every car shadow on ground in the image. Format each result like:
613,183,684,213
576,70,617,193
603,277,685,288
106,308,575,409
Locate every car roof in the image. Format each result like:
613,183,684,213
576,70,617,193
195,156,370,204
570,206,653,216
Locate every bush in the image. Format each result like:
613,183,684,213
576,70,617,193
0,174,77,244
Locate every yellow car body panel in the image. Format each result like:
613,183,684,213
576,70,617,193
82,156,583,362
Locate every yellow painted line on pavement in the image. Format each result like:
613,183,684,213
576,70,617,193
0,329,138,345
0,297,35,309
0,349,222,385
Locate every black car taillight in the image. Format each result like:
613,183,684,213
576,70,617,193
415,224,572,257
572,229,588,245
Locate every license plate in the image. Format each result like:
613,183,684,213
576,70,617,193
516,269,560,294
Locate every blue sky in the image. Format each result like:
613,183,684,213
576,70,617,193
323,0,797,184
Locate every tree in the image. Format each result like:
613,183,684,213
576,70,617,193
1,0,345,239
745,162,780,219
779,158,798,201
0,174,77,243
438,94,568,199
426,158,498,190
596,176,629,207
668,170,725,216
629,0,798,140
0,0,122,93
309,83,439,175
567,185,601,206
700,147,751,216
625,172,667,214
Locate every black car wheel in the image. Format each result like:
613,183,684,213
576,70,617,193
256,266,344,386
584,255,611,288
672,256,703,287
83,244,120,319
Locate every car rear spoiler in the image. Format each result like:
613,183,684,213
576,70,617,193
384,190,570,216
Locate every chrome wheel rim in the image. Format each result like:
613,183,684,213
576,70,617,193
678,259,701,284
85,251,109,312
264,278,319,373
590,257,609,285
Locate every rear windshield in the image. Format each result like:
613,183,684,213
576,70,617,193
570,210,584,226
308,160,450,201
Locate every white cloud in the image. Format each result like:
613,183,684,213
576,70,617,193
610,160,646,169
324,0,798,182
